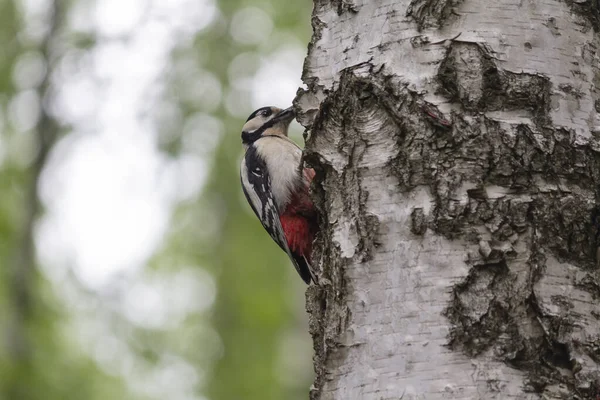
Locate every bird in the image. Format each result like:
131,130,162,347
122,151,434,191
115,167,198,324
239,106,317,284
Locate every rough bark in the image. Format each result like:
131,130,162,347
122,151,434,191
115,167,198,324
297,0,600,399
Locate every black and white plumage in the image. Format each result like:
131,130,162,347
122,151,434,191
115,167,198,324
239,106,317,284
241,145,290,252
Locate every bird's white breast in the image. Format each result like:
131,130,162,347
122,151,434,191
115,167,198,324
254,136,302,210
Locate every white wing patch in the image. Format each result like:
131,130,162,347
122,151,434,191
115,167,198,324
240,160,263,219
240,145,306,280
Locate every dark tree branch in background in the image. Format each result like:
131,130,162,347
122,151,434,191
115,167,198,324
8,0,63,361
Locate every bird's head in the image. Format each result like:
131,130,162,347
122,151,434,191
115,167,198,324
241,106,295,145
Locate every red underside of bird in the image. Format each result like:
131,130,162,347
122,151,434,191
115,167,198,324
279,168,317,263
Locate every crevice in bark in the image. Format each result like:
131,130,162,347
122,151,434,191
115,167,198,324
564,0,600,33
438,42,552,126
406,0,463,31
330,0,360,15
445,260,516,356
410,207,427,235
532,194,599,268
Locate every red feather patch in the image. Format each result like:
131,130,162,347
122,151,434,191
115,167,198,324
280,167,317,260
280,214,312,257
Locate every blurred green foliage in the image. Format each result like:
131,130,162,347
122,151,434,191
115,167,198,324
0,0,314,399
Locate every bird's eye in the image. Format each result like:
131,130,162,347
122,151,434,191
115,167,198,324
261,109,271,117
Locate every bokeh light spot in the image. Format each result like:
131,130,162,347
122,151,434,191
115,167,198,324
230,7,273,45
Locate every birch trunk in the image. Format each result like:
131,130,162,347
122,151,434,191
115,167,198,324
296,1,600,399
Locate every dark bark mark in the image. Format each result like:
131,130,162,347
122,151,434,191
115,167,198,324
411,208,427,235
438,42,552,125
544,17,562,37
421,101,452,129
406,0,463,31
445,260,531,356
564,0,600,33
331,0,360,15
532,195,599,268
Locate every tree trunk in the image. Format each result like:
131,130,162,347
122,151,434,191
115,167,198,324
296,1,600,399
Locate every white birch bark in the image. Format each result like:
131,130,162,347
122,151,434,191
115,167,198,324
296,1,600,399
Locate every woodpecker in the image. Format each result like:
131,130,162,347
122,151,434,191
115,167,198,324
240,106,317,284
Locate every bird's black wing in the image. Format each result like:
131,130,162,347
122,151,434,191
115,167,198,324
240,146,310,283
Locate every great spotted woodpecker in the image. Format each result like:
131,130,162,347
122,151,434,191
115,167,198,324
240,106,317,284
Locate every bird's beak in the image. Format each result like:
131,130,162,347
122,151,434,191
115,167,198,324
273,106,295,124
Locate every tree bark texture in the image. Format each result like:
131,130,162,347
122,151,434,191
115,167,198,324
296,1,600,399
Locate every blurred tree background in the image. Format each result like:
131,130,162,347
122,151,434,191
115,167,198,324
0,0,313,399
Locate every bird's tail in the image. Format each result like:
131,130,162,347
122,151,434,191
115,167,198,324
292,253,318,285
